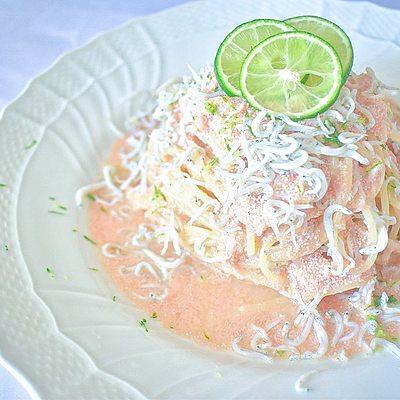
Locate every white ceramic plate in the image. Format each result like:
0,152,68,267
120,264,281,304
1,0,400,398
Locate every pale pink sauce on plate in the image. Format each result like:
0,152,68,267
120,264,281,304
87,138,399,359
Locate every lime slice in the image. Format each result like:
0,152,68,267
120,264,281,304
285,15,353,81
240,31,343,120
214,19,294,96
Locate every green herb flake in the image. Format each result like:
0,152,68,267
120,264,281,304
208,157,219,168
356,116,367,126
112,295,117,302
376,327,387,339
341,122,349,131
4,244,9,251
380,143,388,150
200,275,206,281
87,193,96,201
45,267,55,279
151,312,158,319
366,314,377,322
224,137,232,151
57,204,67,211
150,205,165,215
72,228,78,233
388,295,398,304
202,157,219,173
204,101,218,115
169,326,174,329
322,130,342,147
48,196,56,201
276,349,286,357
25,139,38,150
387,103,394,119
300,73,310,84
247,125,255,137
88,267,99,272
373,297,381,307
204,332,210,340
48,210,66,216
83,235,97,245
152,186,167,202
366,161,382,173
0,183,7,188
138,318,149,332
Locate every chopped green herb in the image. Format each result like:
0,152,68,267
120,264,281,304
200,275,206,281
87,193,96,201
152,186,166,202
48,210,66,216
138,318,149,332
45,267,55,278
300,73,310,84
366,161,382,173
202,157,219,173
387,103,394,119
0,183,7,188
112,295,117,302
380,143,388,150
388,295,398,304
4,244,9,251
204,332,210,340
83,235,97,245
276,349,286,357
375,326,387,339
376,294,399,306
247,125,255,137
208,157,219,168
366,314,377,322
356,116,367,125
341,122,349,131
25,139,37,150
296,183,304,194
48,196,56,201
72,228,78,232
224,137,232,151
151,312,158,319
57,204,67,211
150,205,165,215
204,101,218,115
322,129,342,147
88,267,99,272
169,326,174,329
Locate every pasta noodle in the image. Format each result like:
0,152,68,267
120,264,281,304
82,65,400,362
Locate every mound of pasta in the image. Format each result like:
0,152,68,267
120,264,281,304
82,66,400,361
130,67,399,300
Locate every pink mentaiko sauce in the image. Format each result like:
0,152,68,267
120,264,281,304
88,136,400,360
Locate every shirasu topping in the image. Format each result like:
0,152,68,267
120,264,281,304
78,65,400,364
